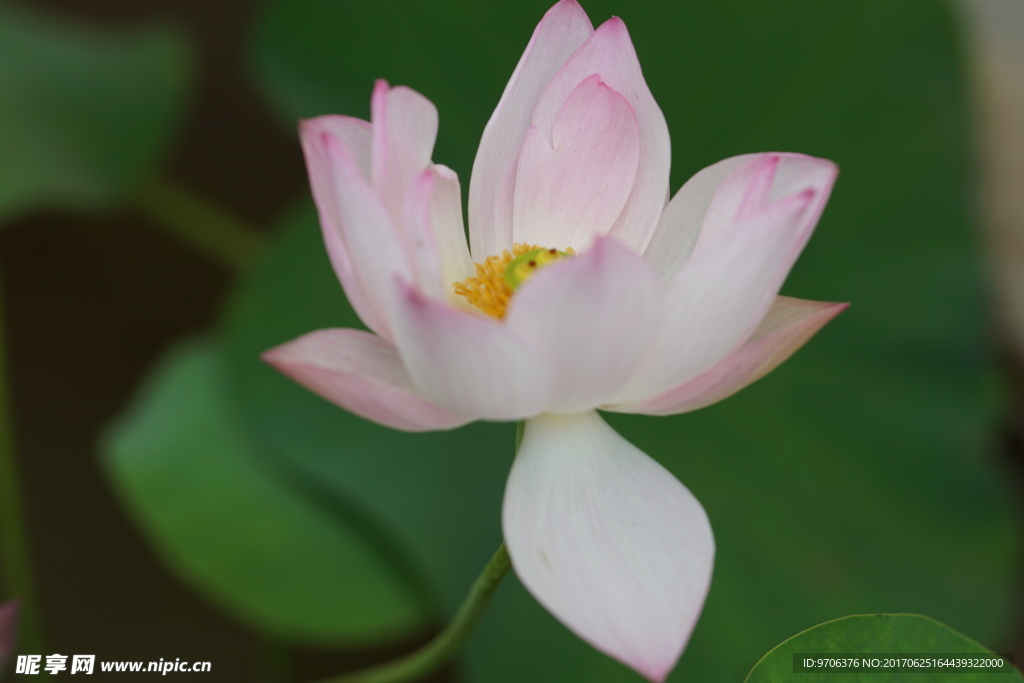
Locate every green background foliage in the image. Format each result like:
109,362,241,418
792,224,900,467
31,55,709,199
0,3,190,219
103,337,429,644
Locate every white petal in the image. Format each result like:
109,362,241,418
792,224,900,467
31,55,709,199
504,411,714,683
505,238,661,413
609,296,847,415
468,0,594,259
512,76,640,251
391,279,553,420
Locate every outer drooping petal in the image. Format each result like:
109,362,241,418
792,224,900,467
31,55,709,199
504,412,713,683
528,16,671,253
617,154,838,403
505,237,660,413
468,0,594,259
262,329,472,432
609,296,848,415
391,280,554,420
512,75,640,251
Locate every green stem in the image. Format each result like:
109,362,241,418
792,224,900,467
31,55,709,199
0,252,43,652
132,176,263,272
317,544,511,683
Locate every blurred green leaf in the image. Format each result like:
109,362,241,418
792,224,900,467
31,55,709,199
0,4,190,220
243,0,1020,680
746,614,1022,682
101,337,430,644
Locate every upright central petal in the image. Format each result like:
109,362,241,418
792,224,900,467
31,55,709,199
512,74,641,251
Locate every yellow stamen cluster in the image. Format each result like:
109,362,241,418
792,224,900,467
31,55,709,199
454,243,573,319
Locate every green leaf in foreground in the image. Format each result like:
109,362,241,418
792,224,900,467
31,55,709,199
101,337,430,644
746,614,1023,682
0,4,190,220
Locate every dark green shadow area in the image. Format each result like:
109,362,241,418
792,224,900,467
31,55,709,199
0,4,190,219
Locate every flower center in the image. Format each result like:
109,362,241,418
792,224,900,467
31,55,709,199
453,243,573,319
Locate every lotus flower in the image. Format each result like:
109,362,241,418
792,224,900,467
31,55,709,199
263,1,845,680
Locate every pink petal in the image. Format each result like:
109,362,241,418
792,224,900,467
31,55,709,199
468,0,594,259
512,76,640,251
317,134,421,341
406,165,474,298
400,170,444,303
262,329,471,432
610,296,848,415
371,81,439,227
505,237,661,413
503,411,713,682
300,116,389,340
390,279,553,420
643,154,760,282
529,17,671,253
617,154,838,402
